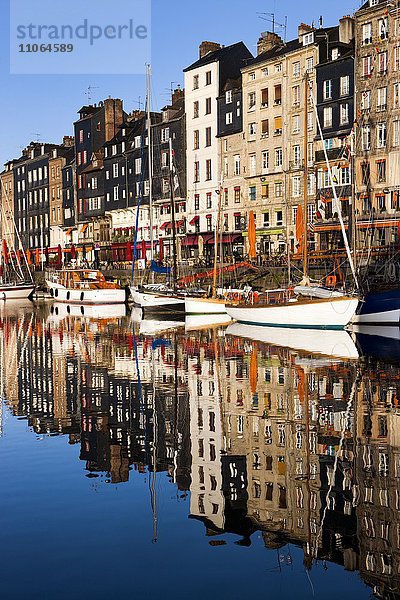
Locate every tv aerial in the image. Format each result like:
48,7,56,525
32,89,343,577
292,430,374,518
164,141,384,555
257,12,288,43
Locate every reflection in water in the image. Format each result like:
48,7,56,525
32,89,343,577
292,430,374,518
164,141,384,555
1,302,400,598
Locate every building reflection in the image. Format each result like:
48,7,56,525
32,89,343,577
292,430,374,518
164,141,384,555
1,304,400,598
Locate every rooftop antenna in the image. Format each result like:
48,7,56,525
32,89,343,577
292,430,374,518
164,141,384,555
86,85,99,104
132,97,144,111
30,133,41,142
257,13,288,43
169,81,180,104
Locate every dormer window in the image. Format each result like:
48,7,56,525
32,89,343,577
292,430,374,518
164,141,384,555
249,72,256,81
303,32,314,46
370,0,378,6
226,90,233,104
275,63,282,73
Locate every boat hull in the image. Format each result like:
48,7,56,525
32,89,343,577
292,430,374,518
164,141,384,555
0,284,35,300
47,282,126,305
184,297,227,315
130,288,184,312
353,289,400,325
226,297,359,330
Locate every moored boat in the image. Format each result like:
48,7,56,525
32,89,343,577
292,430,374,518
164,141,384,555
184,296,227,315
130,285,185,313
0,282,35,301
46,269,126,304
226,288,359,330
352,289,400,325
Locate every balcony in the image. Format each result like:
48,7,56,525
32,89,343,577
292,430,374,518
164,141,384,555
315,147,342,163
289,159,304,170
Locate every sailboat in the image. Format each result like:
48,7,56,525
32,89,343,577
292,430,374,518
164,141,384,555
226,76,359,330
130,69,184,313
0,180,35,300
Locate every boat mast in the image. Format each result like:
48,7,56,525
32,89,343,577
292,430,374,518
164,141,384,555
303,73,309,283
350,129,357,271
310,82,359,288
146,65,154,267
169,138,178,293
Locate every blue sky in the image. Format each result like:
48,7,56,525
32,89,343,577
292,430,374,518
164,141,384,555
1,0,363,168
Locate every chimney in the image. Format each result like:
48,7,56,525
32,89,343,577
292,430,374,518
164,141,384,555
172,86,184,105
257,31,282,56
298,23,313,42
104,98,124,142
199,41,221,59
339,15,355,44
319,16,323,29
62,135,74,147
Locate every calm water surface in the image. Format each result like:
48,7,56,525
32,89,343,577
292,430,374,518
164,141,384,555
0,301,398,599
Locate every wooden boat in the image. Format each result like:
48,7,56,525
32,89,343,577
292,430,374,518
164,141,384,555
0,282,34,301
226,288,358,330
46,269,126,304
131,285,185,313
352,289,400,325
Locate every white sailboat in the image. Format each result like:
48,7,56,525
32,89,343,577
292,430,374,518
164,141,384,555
226,76,359,330
0,179,35,301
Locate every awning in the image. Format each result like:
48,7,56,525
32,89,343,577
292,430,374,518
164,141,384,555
65,227,74,236
81,224,89,234
181,234,199,247
175,220,184,228
189,215,199,225
160,221,171,230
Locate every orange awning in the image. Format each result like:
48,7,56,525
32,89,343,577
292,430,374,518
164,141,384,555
81,224,89,234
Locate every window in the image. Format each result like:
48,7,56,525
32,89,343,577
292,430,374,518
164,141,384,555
275,181,283,196
340,103,349,125
263,212,270,226
276,210,283,226
361,90,371,111
234,155,241,176
362,125,371,151
293,144,301,167
394,120,400,147
363,56,372,77
340,75,350,96
205,127,212,147
206,215,212,232
79,129,84,143
193,74,199,90
223,157,228,177
378,51,388,74
323,107,332,128
226,112,233,125
275,148,282,167
307,112,313,131
274,116,282,135
206,192,212,209
341,166,350,185
262,67,268,77
194,161,200,182
292,175,301,197
377,193,386,212
249,71,256,81
234,213,241,229
377,160,386,182
362,22,372,45
194,194,199,211
161,128,170,143
306,57,314,72
379,16,388,40
361,161,370,185
262,150,269,173
113,186,119,201
274,84,282,105
395,83,400,109
206,159,212,180
249,154,256,176
205,70,211,85
234,187,241,203
275,62,282,72
293,115,300,134
261,119,269,138
161,151,168,168
377,122,387,148
249,122,257,136
323,80,332,100
249,186,256,201
303,32,314,46
194,129,199,150
293,85,300,106
395,46,400,71
113,163,119,178
293,61,300,77
261,88,268,107
332,48,340,60
193,101,199,118
205,98,211,114
377,87,387,110
225,90,232,104
135,158,141,175
248,91,256,110
261,184,269,199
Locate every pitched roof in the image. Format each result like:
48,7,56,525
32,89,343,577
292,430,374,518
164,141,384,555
184,41,250,72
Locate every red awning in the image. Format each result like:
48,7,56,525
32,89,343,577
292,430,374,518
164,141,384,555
175,220,184,228
189,216,199,225
160,221,171,230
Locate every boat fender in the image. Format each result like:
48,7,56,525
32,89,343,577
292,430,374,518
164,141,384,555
250,291,260,304
326,275,337,288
